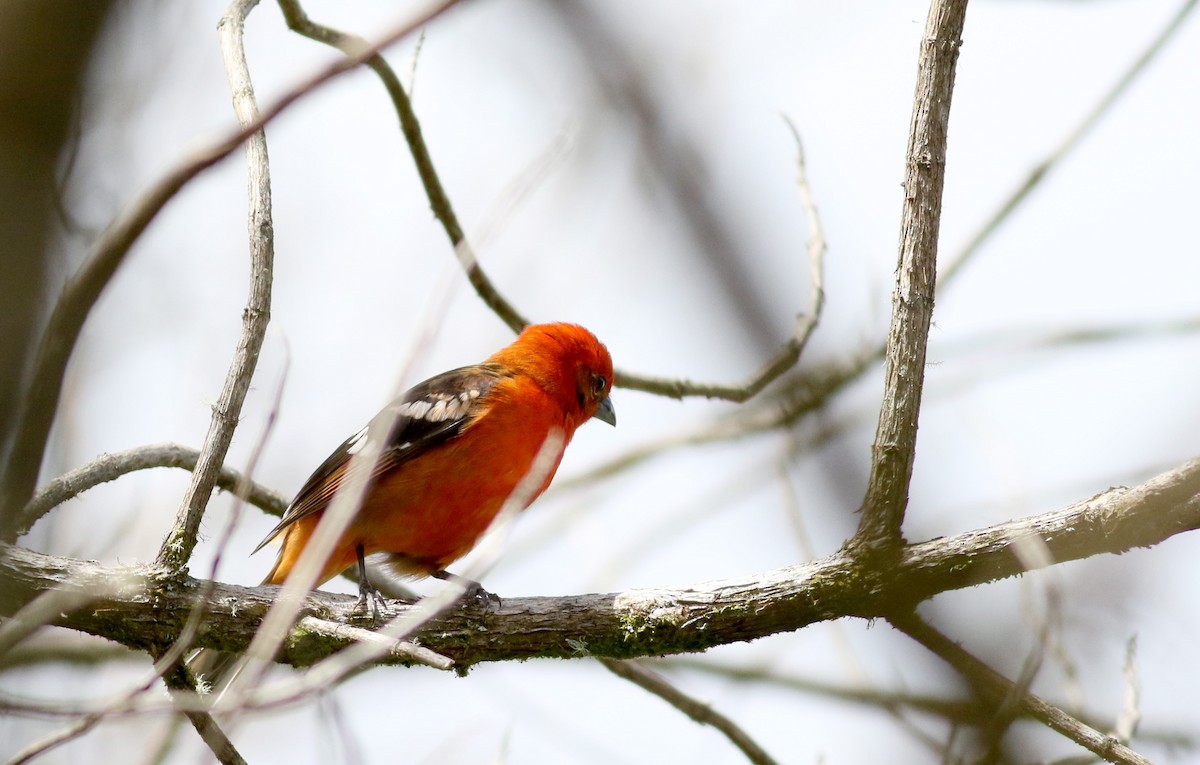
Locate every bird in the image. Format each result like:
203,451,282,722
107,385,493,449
254,321,615,610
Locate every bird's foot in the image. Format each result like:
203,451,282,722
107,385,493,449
432,569,501,610
353,582,390,622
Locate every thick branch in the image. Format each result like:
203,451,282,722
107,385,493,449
857,0,968,548
3,458,1196,670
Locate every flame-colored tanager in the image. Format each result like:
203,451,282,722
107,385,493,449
255,322,615,605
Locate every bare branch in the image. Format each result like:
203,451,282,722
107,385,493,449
3,457,1197,671
612,117,828,402
665,656,1192,750
158,12,283,749
276,0,529,333
155,0,276,573
600,658,780,765
1115,636,1141,744
14,443,287,539
889,612,1153,765
667,657,989,723
855,0,968,549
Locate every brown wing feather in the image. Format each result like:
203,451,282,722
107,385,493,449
252,363,509,554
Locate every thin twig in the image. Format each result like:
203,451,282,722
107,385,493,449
14,443,287,538
276,0,529,333
0,0,460,539
600,658,781,765
667,657,990,723
889,612,1153,765
155,0,276,573
665,656,1192,751
1114,636,1141,744
855,0,968,549
613,116,830,402
295,616,452,670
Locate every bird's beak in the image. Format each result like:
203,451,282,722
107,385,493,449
593,396,616,426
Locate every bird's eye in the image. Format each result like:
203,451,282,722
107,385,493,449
592,374,608,396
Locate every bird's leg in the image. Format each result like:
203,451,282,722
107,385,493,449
432,569,501,608
354,543,387,620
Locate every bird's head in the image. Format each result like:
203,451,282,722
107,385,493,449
493,322,616,429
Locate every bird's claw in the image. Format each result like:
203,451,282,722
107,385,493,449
353,584,390,622
431,569,500,610
460,580,502,610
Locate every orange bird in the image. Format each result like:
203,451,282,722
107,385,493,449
255,322,615,607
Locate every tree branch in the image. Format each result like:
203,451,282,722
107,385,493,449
155,0,276,573
889,612,1153,765
600,658,780,765
14,443,287,539
3,457,1196,672
856,0,968,549
277,0,530,334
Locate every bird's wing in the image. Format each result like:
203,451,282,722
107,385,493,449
252,363,509,553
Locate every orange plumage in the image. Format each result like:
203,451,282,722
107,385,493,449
255,322,615,601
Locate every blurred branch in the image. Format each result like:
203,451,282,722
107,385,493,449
939,0,1200,286
155,0,277,573
889,612,1153,765
546,0,778,350
0,1,112,529
667,657,990,723
855,0,968,550
0,0,458,542
0,631,135,673
3,456,1197,672
666,656,1192,751
14,443,287,539
600,658,780,765
565,353,871,486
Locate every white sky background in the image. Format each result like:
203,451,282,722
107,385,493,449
5,0,1200,762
